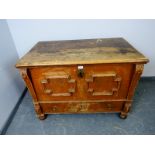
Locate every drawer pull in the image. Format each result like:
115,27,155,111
52,106,57,112
107,103,112,110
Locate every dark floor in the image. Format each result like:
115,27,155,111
6,79,155,135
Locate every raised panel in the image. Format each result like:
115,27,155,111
41,71,76,96
29,66,78,101
86,72,122,96
83,64,134,100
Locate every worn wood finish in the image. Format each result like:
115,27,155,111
19,68,45,119
16,38,148,68
40,101,124,114
120,64,144,119
16,38,149,120
29,64,133,101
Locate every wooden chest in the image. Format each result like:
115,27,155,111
16,38,149,120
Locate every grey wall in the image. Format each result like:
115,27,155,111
7,19,155,76
0,20,25,134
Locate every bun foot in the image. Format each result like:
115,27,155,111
38,114,47,120
119,113,127,119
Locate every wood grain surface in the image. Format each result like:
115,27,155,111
16,38,149,67
16,38,149,119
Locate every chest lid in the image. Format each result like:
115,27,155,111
16,38,149,68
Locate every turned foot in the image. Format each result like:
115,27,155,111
119,113,127,119
38,114,47,120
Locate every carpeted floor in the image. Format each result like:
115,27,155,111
6,79,155,135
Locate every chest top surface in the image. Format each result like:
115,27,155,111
16,38,149,67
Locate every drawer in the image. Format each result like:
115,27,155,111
40,101,124,114
30,64,133,101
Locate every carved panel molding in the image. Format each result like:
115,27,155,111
86,72,122,96
41,72,76,97
67,103,89,112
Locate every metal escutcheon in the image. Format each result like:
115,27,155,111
77,65,84,78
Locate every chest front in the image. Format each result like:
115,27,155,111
16,38,148,120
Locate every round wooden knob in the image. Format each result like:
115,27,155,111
52,106,57,112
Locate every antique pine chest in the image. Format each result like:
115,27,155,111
16,38,149,120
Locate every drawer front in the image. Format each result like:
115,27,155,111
40,102,124,114
30,64,133,101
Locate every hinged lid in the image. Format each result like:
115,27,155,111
16,38,149,68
